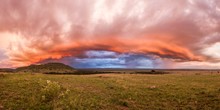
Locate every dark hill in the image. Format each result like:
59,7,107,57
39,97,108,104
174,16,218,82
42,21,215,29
16,63,76,74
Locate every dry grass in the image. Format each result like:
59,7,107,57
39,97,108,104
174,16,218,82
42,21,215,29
0,71,220,109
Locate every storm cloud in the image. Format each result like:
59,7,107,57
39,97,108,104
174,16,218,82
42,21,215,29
0,0,220,68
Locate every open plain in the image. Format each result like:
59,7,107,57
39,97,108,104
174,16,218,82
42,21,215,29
1,70,220,110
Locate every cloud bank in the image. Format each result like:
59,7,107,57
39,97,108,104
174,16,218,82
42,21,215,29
0,0,220,68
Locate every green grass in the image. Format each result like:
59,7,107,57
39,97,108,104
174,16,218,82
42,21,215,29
0,73,220,110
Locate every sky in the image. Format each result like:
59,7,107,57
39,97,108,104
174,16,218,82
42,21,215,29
0,0,220,69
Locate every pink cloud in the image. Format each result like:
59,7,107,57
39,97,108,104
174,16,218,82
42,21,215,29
0,0,220,68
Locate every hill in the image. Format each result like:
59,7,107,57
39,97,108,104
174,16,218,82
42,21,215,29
15,63,76,74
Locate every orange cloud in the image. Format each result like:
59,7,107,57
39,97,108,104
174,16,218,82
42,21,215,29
6,33,204,67
0,0,219,68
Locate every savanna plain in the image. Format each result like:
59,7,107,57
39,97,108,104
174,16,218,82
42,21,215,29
0,70,220,110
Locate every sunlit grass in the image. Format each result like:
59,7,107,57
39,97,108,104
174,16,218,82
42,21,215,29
0,73,220,109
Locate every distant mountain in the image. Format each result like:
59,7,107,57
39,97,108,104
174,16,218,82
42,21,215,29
15,63,76,74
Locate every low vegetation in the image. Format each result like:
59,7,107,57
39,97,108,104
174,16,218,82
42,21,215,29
0,73,220,109
0,68,14,73
0,63,182,75
134,70,169,74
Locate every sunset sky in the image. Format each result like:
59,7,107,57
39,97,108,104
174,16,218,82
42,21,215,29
0,0,220,68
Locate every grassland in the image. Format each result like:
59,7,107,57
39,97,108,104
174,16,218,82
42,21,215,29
0,72,220,110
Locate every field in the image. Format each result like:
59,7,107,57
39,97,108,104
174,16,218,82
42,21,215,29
0,71,220,110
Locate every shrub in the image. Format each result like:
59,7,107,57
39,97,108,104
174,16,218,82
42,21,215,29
0,73,5,78
39,80,61,102
38,79,71,109
151,70,156,72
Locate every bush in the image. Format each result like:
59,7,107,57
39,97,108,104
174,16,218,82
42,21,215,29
38,79,71,109
151,70,156,72
0,73,5,78
40,80,61,102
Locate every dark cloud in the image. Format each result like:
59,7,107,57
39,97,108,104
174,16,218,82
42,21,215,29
39,51,160,68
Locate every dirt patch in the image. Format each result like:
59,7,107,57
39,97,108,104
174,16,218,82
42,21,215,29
97,74,113,78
